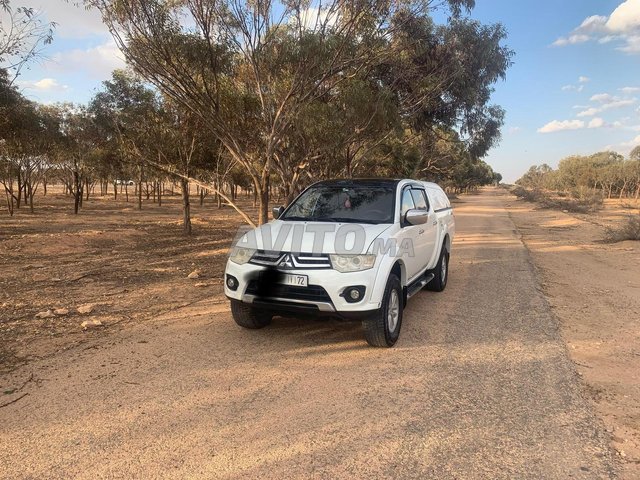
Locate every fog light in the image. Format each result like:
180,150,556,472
342,286,365,303
226,275,238,291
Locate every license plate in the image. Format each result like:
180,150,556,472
280,274,308,287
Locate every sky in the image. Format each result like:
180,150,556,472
8,0,640,182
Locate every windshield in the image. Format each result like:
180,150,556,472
281,185,395,224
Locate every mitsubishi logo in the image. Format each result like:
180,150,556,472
278,253,294,268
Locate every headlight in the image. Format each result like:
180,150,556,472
229,247,256,265
330,254,376,273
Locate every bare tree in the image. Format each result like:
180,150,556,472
0,0,55,83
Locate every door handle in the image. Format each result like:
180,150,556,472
418,229,424,234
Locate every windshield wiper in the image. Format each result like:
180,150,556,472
320,217,382,224
282,216,385,224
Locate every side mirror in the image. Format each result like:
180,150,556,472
272,206,285,219
405,209,428,226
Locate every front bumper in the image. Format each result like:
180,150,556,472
224,259,384,318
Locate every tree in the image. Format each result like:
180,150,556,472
88,0,495,224
51,104,102,214
90,70,160,210
0,0,55,83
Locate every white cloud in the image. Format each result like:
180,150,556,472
577,15,609,33
599,35,617,44
552,0,640,54
619,34,640,53
538,119,585,133
46,40,126,80
508,126,522,134
562,77,589,92
603,98,636,109
590,93,613,103
41,2,108,39
605,0,640,33
553,34,590,46
588,117,605,128
18,78,69,92
297,8,338,30
577,94,637,116
577,108,600,117
619,134,640,153
620,86,640,93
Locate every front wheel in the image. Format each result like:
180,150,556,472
426,247,449,292
362,274,403,347
230,300,272,329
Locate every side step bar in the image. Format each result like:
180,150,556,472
406,273,435,299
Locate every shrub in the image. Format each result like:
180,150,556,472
511,186,541,203
604,214,640,243
511,186,603,213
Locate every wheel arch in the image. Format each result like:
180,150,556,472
390,260,409,307
443,233,451,253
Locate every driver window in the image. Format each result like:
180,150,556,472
410,189,428,210
401,189,415,217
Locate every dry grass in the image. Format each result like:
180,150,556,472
511,186,603,213
604,214,640,243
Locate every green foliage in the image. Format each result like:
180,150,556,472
88,0,510,222
516,152,640,200
511,185,603,213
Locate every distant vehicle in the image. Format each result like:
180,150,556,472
224,178,455,347
115,180,135,186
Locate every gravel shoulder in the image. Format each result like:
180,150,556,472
507,192,640,479
0,188,616,479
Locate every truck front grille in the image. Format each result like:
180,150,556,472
250,251,332,269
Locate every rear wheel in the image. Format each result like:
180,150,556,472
230,300,272,329
426,246,449,292
362,274,403,347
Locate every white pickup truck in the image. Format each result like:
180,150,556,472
224,178,455,347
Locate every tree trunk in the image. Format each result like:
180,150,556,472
181,178,192,235
73,171,81,214
4,187,14,216
28,184,34,213
16,170,22,209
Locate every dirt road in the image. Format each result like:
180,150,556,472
0,189,615,479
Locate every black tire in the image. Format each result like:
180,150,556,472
230,300,272,329
362,274,403,348
426,246,449,292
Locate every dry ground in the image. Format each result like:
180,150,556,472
0,186,252,371
507,193,640,479
0,186,636,478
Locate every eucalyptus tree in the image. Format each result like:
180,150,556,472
90,70,160,209
89,0,481,224
0,0,55,82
